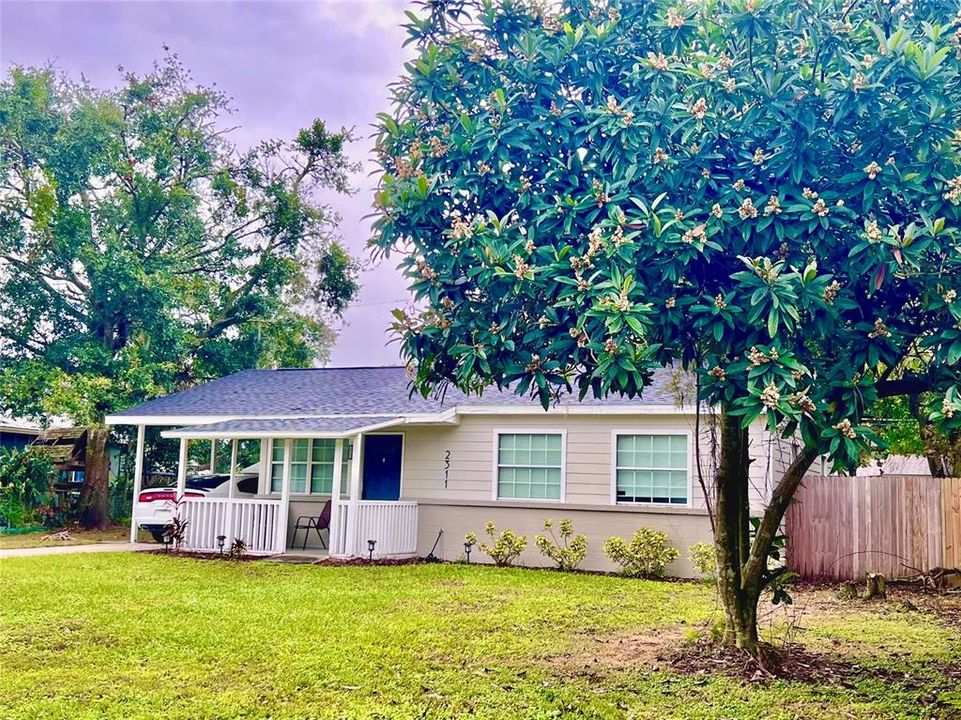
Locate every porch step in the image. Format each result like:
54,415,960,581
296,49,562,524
268,553,327,564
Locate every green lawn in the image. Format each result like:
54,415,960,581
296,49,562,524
0,554,958,719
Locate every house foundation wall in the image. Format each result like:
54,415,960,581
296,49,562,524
414,500,713,577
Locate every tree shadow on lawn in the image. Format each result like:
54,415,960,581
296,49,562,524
541,586,961,716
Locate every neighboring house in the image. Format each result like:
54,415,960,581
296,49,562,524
1,420,128,490
812,454,932,477
29,427,128,483
105,366,796,576
34,427,88,485
855,455,932,477
0,418,40,452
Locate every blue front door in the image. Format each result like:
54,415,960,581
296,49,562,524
362,434,403,501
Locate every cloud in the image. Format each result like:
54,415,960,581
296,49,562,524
309,0,411,33
0,0,418,367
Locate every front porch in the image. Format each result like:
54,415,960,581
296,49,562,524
176,496,419,558
128,416,423,559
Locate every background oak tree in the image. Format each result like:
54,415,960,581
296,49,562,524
372,0,961,656
869,392,961,476
0,56,360,527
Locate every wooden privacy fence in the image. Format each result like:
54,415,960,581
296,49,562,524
786,475,961,581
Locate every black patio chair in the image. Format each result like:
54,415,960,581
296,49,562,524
292,499,332,551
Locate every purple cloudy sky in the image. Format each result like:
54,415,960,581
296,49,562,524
0,0,415,368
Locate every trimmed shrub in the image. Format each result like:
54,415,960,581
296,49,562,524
535,518,587,571
688,542,717,580
604,528,679,578
475,521,527,567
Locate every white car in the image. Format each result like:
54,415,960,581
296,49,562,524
135,465,259,543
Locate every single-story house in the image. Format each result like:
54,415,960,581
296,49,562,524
106,366,796,575
0,417,40,452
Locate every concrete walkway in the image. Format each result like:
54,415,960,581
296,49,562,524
0,542,153,559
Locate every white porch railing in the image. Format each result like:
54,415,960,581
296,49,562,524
332,500,418,558
182,498,283,555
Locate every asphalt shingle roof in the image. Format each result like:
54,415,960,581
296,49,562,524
110,365,687,419
171,416,403,436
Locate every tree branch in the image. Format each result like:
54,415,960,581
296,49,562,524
876,375,937,398
742,442,819,590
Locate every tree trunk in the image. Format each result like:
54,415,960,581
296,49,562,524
713,408,820,657
714,409,762,654
78,425,111,529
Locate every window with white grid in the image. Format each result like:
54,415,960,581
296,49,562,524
614,434,688,505
270,439,352,495
496,433,563,500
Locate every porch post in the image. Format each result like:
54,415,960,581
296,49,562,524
275,438,292,553
228,439,238,499
129,424,146,544
345,432,363,557
329,438,345,555
175,437,188,498
209,439,217,473
226,438,238,541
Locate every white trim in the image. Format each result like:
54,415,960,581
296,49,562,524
361,432,405,501
108,409,461,428
277,439,292,550
459,404,696,416
491,428,567,503
609,429,693,509
160,417,410,441
414,496,709,517
107,404,697,427
345,432,363,556
329,438,344,553
0,424,41,435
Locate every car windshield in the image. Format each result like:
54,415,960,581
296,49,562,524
185,474,230,491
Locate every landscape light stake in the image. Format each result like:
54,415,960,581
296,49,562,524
367,539,376,562
217,535,226,555
464,540,474,564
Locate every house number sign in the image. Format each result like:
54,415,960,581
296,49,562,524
444,450,451,488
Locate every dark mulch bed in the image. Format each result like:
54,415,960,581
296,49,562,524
315,556,423,567
668,639,855,684
144,550,424,567
668,638,956,692
142,549,259,562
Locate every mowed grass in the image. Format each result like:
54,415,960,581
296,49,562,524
0,554,958,720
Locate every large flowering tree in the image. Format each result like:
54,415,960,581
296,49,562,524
372,0,961,655
0,58,360,527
